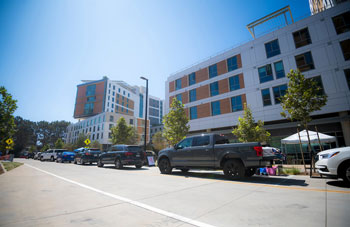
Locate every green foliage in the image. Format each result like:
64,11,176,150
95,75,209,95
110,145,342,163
63,143,75,151
110,117,137,145
90,140,101,150
13,117,36,154
232,105,270,143
0,86,18,152
152,131,168,152
163,98,190,147
55,138,64,149
74,133,88,149
40,144,50,152
280,69,327,127
2,162,23,172
29,145,37,153
281,167,301,175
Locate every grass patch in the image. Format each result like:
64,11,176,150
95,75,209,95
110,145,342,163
2,162,23,172
281,167,301,175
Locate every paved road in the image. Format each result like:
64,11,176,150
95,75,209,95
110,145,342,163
0,159,349,227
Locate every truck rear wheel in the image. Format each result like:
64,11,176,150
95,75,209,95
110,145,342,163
245,168,256,177
158,158,172,174
223,160,245,180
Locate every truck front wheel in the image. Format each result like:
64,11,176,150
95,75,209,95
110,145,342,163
223,160,245,180
158,158,172,174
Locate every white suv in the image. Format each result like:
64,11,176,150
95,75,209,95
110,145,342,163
315,147,350,184
40,149,67,162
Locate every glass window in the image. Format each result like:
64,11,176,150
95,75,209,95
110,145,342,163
112,97,114,102
189,72,196,86
128,93,130,97
258,64,273,83
109,124,113,130
345,69,350,90
340,39,350,61
265,39,281,58
274,61,285,79
229,75,240,91
214,135,229,144
118,88,120,92
84,103,94,115
111,103,114,108
231,95,243,112
189,89,196,102
227,56,238,72
110,115,114,122
130,119,134,124
112,91,115,96
175,79,181,90
177,138,193,149
210,82,219,96
190,106,197,120
193,136,210,146
295,51,315,72
293,28,312,48
123,91,125,95
87,96,96,102
176,94,182,103
211,101,221,116
209,64,217,78
332,11,350,35
113,85,115,90
261,88,272,106
273,84,288,104
86,84,96,96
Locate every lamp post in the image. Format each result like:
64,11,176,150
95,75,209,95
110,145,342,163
140,77,148,153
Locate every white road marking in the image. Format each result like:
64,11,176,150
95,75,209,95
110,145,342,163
25,164,215,227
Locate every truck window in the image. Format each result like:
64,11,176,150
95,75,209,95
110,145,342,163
193,136,210,146
177,138,193,149
214,135,229,144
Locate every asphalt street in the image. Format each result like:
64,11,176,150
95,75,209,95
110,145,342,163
0,159,349,227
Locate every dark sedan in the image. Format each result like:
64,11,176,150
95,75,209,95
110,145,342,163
97,145,145,169
74,148,101,165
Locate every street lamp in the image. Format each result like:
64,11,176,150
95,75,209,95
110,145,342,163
140,76,148,153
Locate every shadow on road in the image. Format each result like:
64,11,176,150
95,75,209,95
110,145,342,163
327,180,350,188
170,170,309,187
103,166,150,171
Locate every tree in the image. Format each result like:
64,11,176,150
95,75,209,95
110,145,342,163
163,98,190,146
90,140,101,150
64,143,74,151
40,144,50,152
0,86,18,152
55,138,64,149
232,105,270,143
280,69,327,176
110,117,137,145
13,116,36,156
29,145,37,153
74,133,88,149
152,131,168,153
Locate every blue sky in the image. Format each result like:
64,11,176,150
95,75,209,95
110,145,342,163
0,0,310,123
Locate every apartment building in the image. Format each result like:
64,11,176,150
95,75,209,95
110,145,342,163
165,3,350,150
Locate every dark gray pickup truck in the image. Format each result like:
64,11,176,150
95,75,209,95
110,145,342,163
157,133,274,180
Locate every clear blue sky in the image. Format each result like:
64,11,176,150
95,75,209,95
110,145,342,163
0,0,310,123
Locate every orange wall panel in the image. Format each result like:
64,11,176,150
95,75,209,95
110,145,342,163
217,60,227,76
239,74,245,89
197,103,211,118
220,98,231,114
169,81,175,92
218,78,229,94
196,85,209,100
196,68,209,83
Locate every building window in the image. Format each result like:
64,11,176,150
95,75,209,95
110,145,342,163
86,84,96,96
118,88,120,93
273,84,288,104
112,97,114,102
295,51,315,72
258,64,273,83
227,56,238,72
190,106,197,120
189,89,196,102
87,96,96,102
176,94,182,103
229,75,240,91
332,11,350,35
84,103,94,115
265,39,281,58
231,96,243,112
110,115,114,122
274,61,285,79
96,133,99,140
210,82,219,96
209,64,217,78
340,39,350,61
293,28,312,48
175,79,181,90
189,72,196,86
123,91,125,95
211,101,221,116
130,119,134,125
261,88,272,106
113,85,115,90
343,69,350,90
112,91,115,96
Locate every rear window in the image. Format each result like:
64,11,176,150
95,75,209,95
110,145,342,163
89,149,101,153
127,146,142,152
193,136,210,146
214,135,229,144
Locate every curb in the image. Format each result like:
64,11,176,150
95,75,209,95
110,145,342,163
0,161,7,174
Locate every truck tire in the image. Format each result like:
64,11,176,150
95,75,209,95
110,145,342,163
97,159,104,168
135,164,142,169
158,158,172,174
115,159,123,169
245,168,256,177
223,160,245,180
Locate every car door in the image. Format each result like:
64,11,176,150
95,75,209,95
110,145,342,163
191,135,214,167
172,138,194,166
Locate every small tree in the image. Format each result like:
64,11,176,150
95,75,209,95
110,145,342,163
64,143,74,151
232,105,270,143
55,138,64,149
110,117,137,145
40,144,50,152
280,69,327,176
29,145,37,153
152,131,168,153
74,133,88,149
90,140,101,150
163,98,190,147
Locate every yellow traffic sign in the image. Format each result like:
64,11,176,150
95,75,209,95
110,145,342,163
6,146,12,150
5,138,13,145
84,139,91,145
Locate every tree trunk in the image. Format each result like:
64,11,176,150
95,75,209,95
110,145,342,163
304,123,313,178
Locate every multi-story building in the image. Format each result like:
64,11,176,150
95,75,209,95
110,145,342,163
148,95,164,126
66,77,162,148
309,0,348,15
165,3,350,154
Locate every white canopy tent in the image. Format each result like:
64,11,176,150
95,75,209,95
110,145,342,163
281,130,337,145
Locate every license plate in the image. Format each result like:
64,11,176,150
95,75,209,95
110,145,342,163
136,154,140,157
94,154,97,157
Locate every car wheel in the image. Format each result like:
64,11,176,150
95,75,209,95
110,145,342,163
223,160,245,180
340,163,350,184
158,158,172,174
89,162,92,165
56,159,59,163
180,168,189,173
244,167,256,177
74,159,77,164
40,157,44,162
60,159,63,163
50,156,54,162
97,159,104,168
115,159,123,169
80,158,85,165
135,165,142,169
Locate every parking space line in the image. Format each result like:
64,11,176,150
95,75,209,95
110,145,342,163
25,164,216,227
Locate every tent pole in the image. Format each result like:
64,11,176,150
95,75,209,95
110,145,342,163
297,127,307,174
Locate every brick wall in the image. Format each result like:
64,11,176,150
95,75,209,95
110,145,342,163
197,103,211,118
196,68,209,83
237,54,242,68
197,85,209,100
220,98,231,114
217,60,227,76
169,81,175,92
218,78,229,94
239,74,245,89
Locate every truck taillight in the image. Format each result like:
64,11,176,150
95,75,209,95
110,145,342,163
254,146,263,157
125,152,133,156
85,152,90,155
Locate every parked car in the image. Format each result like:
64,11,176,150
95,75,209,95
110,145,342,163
74,148,101,165
34,152,41,160
97,145,145,169
26,152,35,159
40,149,67,161
157,133,275,180
56,151,76,163
315,146,350,184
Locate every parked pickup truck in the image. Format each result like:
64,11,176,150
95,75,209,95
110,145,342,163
157,133,274,180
